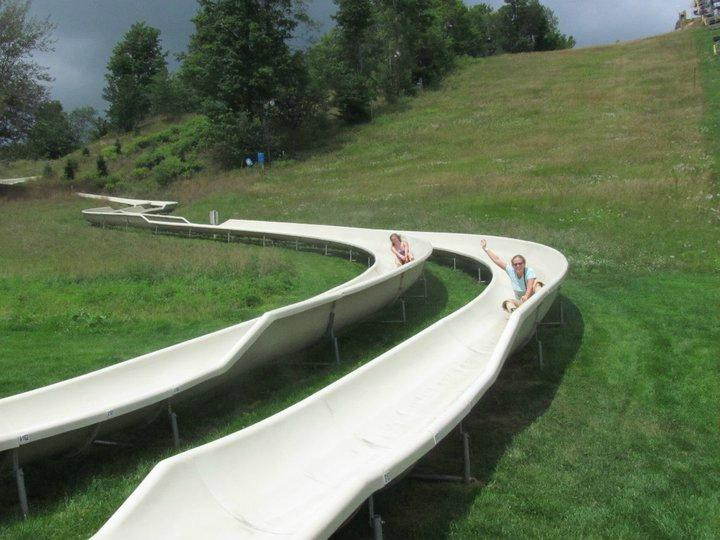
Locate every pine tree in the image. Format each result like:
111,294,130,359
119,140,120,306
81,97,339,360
103,22,167,131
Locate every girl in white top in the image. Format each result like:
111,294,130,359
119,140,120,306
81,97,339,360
480,239,543,312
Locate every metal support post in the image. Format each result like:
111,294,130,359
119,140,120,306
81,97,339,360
409,421,476,484
227,230,231,243
295,239,299,250
536,330,544,369
167,403,180,447
325,309,340,364
324,244,328,256
348,249,354,262
452,257,457,270
539,297,564,327
262,236,266,247
12,450,29,519
404,272,428,301
461,423,472,484
368,495,383,540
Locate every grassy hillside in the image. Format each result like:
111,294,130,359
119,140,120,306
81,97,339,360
1,28,718,537
177,29,715,538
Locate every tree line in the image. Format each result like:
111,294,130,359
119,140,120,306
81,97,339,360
0,0,574,166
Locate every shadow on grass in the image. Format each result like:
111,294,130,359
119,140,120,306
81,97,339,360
336,295,585,539
0,267,461,534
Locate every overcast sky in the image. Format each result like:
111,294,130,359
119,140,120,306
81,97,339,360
29,0,690,113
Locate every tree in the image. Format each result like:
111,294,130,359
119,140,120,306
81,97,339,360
329,0,378,123
494,0,574,53
182,0,314,164
26,100,77,159
148,71,196,118
0,0,54,145
374,0,453,101
103,22,167,131
464,3,496,57
67,106,100,144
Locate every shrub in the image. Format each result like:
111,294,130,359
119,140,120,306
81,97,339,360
131,166,151,180
82,147,90,156
101,145,117,160
96,154,108,176
114,138,122,155
152,155,184,186
64,158,79,180
42,163,54,178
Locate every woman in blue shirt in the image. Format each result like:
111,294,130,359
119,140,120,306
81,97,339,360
480,239,543,313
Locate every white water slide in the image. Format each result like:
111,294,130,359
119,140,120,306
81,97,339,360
1,195,567,538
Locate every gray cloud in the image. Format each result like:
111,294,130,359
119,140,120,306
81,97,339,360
27,0,687,113
475,0,689,47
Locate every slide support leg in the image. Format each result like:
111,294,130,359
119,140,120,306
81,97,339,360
536,329,544,370
409,421,477,484
368,495,383,540
12,450,29,519
325,310,340,364
167,403,180,448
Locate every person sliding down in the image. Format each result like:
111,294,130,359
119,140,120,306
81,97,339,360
480,239,543,313
390,233,414,266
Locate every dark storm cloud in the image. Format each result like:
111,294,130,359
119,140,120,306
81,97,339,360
28,0,688,113
29,0,197,112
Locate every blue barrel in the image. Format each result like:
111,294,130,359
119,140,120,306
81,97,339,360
257,152,266,166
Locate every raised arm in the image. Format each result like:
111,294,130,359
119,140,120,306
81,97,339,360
480,239,507,270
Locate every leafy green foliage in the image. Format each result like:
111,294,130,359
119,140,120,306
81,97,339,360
0,0,54,145
182,0,319,164
103,22,168,131
328,0,377,122
67,106,102,144
25,100,77,159
148,71,197,119
63,157,78,180
96,153,108,177
494,0,575,53
125,116,208,185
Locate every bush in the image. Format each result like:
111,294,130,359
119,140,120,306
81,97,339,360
82,147,90,156
152,155,184,186
101,145,117,160
42,163,54,178
64,158,79,180
114,138,122,155
131,166,151,180
96,154,108,176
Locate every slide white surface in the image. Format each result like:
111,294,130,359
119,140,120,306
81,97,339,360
0,203,430,468
0,176,39,186
92,209,568,538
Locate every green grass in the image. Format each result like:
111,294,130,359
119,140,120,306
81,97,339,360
0,262,482,537
0,197,364,398
1,27,719,538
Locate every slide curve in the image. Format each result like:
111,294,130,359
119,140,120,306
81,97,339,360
87,199,569,538
0,196,430,471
